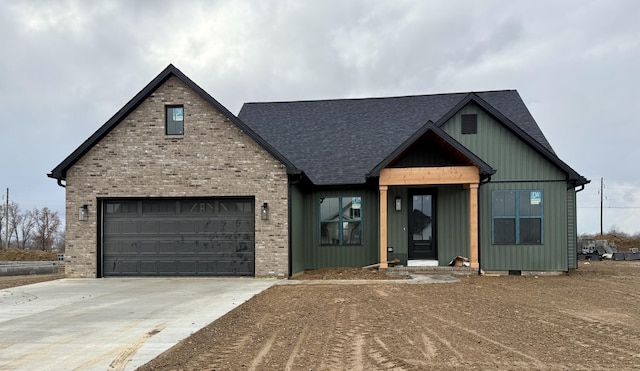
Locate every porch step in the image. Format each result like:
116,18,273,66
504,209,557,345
386,265,477,277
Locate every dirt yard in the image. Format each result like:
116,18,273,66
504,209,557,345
3,261,639,370
0,274,63,290
137,261,640,370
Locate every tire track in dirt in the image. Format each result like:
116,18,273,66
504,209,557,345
426,278,640,368
607,287,640,302
284,326,310,371
377,287,470,368
315,286,417,370
518,288,640,363
421,330,465,363
424,312,547,369
194,312,272,369
361,287,431,370
319,301,365,370
544,308,640,361
247,332,278,371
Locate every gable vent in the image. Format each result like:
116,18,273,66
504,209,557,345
461,114,478,134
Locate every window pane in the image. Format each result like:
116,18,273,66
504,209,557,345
218,200,252,214
344,222,361,245
166,106,184,135
321,222,340,245
519,191,542,217
181,201,215,214
494,218,516,244
494,191,516,217
106,201,137,214
320,197,340,221
142,201,176,214
342,197,362,221
520,218,542,244
410,195,432,241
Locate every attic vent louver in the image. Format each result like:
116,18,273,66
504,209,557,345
461,114,477,134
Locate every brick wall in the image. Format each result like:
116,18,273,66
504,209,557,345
64,76,289,277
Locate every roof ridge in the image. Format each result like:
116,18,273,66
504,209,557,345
242,89,517,106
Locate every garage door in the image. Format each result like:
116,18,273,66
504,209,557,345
102,198,254,277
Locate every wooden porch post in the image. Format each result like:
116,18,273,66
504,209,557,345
469,183,479,268
379,185,388,268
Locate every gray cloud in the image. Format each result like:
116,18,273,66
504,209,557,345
0,0,638,233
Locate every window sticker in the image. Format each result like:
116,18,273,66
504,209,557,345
173,107,184,121
351,197,362,209
530,191,542,205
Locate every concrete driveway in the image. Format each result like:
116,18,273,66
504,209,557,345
0,277,276,371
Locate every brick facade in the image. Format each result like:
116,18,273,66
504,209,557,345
64,76,289,277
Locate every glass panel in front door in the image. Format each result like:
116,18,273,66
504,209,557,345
411,195,432,241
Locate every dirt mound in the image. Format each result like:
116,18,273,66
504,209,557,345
0,248,57,261
598,233,640,251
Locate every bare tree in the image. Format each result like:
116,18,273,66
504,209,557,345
7,202,21,248
54,230,65,253
33,207,61,251
18,209,35,249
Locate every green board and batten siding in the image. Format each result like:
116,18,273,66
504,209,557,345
290,186,379,272
290,102,579,273
567,189,578,269
442,103,572,271
478,182,568,271
386,185,470,266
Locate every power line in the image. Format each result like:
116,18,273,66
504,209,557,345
579,206,640,209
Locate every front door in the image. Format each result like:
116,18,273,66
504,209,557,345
408,191,436,260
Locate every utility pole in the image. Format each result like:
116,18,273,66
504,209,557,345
600,177,603,236
5,188,8,249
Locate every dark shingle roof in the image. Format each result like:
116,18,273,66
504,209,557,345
238,90,569,185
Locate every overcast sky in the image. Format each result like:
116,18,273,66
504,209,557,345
1,0,639,235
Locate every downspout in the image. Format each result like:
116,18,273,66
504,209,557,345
287,173,304,278
57,179,66,188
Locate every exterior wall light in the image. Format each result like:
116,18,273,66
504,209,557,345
261,202,269,220
79,204,89,221
395,196,402,211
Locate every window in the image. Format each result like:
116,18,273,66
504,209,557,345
461,114,477,134
166,105,184,135
142,200,176,214
492,190,543,244
181,201,215,214
320,197,362,245
105,201,138,214
218,200,253,215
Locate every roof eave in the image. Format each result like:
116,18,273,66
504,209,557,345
438,93,588,187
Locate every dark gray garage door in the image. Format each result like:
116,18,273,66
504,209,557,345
102,198,254,277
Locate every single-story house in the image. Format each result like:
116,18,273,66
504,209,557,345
48,64,589,277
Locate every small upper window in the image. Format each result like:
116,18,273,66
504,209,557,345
461,114,477,134
166,106,184,135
